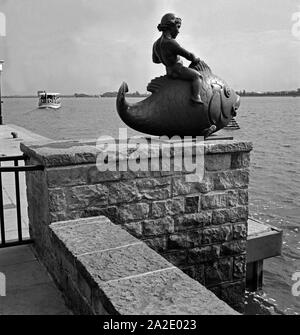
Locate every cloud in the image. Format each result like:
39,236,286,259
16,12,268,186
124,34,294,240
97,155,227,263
0,0,299,94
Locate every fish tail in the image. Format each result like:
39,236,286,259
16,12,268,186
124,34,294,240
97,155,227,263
116,81,129,118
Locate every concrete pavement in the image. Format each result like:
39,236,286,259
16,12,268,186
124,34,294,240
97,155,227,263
0,124,70,314
0,244,70,314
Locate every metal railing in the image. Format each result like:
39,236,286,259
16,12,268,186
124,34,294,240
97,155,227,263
0,154,44,248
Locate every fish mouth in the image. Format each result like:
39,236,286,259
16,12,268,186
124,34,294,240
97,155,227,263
232,95,240,116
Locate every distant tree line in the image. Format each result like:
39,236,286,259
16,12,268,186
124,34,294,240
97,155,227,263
236,88,300,97
100,91,150,98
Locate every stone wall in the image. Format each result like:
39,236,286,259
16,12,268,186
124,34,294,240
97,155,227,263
48,215,238,315
21,138,252,312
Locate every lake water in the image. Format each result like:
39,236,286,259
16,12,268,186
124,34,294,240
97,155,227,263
2,96,300,314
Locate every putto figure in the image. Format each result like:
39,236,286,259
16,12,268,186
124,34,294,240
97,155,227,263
116,14,240,137
152,13,204,104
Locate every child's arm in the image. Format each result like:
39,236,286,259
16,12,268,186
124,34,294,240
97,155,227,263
169,39,199,63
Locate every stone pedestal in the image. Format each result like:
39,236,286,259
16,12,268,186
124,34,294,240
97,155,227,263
21,137,252,312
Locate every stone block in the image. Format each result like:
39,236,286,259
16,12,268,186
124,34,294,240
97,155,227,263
205,154,231,171
135,177,171,200
211,169,249,190
204,141,252,155
50,216,138,255
107,181,141,204
77,243,171,284
231,152,250,169
167,233,188,250
101,268,238,315
232,222,247,240
212,206,248,225
238,189,248,205
172,176,191,196
88,165,121,183
201,192,228,210
48,188,66,213
227,190,240,207
186,228,203,248
143,216,174,236
184,196,200,213
202,225,232,245
66,184,109,210
120,169,154,180
47,165,89,187
221,240,247,256
151,198,184,218
175,212,212,231
205,258,233,287
118,203,150,222
172,176,213,196
187,245,221,264
233,255,246,279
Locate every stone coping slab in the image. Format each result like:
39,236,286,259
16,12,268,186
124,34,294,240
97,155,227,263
21,138,252,167
49,216,239,315
50,216,138,255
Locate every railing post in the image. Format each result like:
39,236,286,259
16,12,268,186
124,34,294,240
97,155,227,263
0,163,5,245
14,159,22,242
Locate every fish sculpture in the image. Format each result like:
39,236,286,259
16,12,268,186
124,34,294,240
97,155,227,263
116,60,240,137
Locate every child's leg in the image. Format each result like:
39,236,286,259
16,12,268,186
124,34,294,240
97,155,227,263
176,67,204,104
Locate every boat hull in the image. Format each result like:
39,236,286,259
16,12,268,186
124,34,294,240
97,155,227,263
38,103,61,109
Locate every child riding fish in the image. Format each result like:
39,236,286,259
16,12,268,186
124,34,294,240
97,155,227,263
152,13,204,104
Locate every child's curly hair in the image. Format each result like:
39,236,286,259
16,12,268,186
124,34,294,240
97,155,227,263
157,13,181,32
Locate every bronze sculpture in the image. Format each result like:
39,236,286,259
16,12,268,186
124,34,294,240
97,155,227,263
116,13,240,137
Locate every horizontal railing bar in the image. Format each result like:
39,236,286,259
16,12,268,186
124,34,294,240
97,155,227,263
0,238,34,249
0,165,44,172
0,154,27,162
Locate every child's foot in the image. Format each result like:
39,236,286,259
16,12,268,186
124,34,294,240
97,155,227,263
203,125,217,138
191,96,204,104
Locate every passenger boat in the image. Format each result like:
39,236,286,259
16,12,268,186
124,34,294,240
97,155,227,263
37,91,61,109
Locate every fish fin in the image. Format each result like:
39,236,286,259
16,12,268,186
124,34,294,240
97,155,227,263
190,60,212,75
147,76,169,93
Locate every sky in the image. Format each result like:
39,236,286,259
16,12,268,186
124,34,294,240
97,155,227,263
0,0,299,95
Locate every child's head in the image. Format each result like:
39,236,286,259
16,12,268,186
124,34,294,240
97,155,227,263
157,13,182,36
